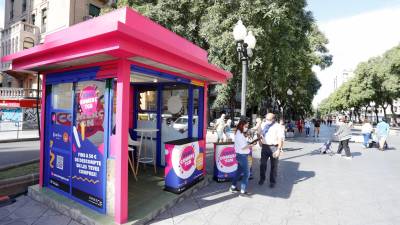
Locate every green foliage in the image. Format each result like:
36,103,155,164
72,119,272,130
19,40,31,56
102,0,331,118
319,44,400,120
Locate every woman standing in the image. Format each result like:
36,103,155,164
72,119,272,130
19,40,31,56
304,119,311,137
230,118,254,196
361,119,373,148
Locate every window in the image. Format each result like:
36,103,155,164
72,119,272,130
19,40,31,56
22,0,27,12
8,82,12,87
89,4,101,17
41,8,47,33
52,83,73,110
23,37,34,49
10,0,14,19
31,14,35,25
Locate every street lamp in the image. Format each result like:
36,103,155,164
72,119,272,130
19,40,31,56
287,88,293,96
233,20,256,116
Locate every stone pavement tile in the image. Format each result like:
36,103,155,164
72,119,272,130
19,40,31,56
67,220,82,225
6,199,47,220
32,214,71,225
0,217,38,225
176,213,207,225
0,196,32,217
148,217,174,225
170,197,202,224
207,211,240,225
237,206,263,224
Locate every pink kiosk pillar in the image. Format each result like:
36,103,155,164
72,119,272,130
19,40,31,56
114,60,130,222
2,7,231,224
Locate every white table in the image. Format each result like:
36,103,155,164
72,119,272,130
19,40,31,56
134,128,159,174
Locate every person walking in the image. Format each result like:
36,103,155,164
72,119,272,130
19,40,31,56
258,113,285,188
214,114,226,142
296,119,303,134
334,116,352,159
361,119,373,148
304,119,311,137
313,118,321,137
376,118,390,151
230,118,254,196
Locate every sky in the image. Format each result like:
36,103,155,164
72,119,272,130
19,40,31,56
307,0,400,107
0,0,4,29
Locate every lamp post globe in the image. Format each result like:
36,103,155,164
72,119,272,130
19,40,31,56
287,88,293,96
244,31,256,49
233,20,247,41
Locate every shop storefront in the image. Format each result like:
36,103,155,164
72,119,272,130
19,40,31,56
2,7,231,224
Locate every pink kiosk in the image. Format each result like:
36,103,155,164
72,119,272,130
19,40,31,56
2,8,231,224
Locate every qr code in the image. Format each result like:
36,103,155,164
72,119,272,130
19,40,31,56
56,155,64,170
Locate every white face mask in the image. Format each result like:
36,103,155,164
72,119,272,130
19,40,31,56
266,120,273,125
243,127,248,132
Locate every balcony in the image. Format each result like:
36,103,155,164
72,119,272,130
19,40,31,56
0,88,41,99
1,22,40,71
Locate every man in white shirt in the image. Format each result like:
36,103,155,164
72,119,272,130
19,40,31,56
258,113,285,188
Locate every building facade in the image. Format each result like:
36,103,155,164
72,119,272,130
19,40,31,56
0,0,114,129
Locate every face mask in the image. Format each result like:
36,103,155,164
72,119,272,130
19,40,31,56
266,120,273,125
243,128,248,132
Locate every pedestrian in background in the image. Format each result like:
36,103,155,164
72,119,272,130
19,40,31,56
313,118,321,137
334,116,352,160
258,113,285,188
361,119,373,148
305,119,311,137
214,114,226,142
376,118,390,151
230,118,254,196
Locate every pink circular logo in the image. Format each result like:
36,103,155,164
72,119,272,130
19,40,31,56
179,146,195,172
219,147,236,167
79,86,98,116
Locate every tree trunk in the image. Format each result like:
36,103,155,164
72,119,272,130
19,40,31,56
375,108,379,123
389,103,398,127
364,105,368,119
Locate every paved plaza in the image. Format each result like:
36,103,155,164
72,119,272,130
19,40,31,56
1,125,399,225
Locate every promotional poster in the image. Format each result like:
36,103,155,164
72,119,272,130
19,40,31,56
213,143,237,182
165,140,204,193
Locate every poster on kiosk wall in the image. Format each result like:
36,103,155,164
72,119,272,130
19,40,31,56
165,140,204,193
71,83,106,211
48,120,72,194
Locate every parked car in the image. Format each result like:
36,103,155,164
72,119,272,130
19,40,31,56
172,116,198,132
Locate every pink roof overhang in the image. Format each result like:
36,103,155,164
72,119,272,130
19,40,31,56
1,7,232,83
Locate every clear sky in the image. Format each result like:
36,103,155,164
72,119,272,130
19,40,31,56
0,0,4,29
307,0,400,22
307,0,400,106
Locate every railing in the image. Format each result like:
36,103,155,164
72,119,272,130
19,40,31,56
0,88,41,99
2,21,40,37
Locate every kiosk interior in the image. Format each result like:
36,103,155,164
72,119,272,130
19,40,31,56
2,7,231,224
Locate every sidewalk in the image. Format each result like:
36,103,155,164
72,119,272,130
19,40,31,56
1,125,399,225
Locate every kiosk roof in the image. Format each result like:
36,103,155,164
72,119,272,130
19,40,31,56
2,7,232,83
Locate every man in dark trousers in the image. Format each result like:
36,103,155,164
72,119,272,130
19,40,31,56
258,113,285,188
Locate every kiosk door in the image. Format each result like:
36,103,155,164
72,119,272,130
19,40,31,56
44,78,111,214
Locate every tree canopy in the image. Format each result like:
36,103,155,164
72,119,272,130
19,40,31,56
319,44,400,124
103,0,331,119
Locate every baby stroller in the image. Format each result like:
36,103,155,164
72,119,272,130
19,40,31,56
317,140,334,155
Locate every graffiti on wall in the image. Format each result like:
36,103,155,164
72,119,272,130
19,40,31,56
23,108,40,129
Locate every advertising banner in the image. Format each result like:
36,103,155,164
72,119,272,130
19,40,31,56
48,123,71,194
71,82,106,212
165,139,204,193
213,143,237,182
213,143,254,182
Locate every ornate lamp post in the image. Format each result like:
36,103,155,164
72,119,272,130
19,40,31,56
233,20,256,116
286,89,293,119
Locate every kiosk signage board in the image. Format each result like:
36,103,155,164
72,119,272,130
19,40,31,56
164,138,204,193
213,143,237,181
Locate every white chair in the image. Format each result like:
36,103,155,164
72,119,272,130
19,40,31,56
128,134,140,181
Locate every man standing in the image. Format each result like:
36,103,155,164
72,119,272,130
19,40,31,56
376,118,390,151
258,113,285,188
334,116,352,160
